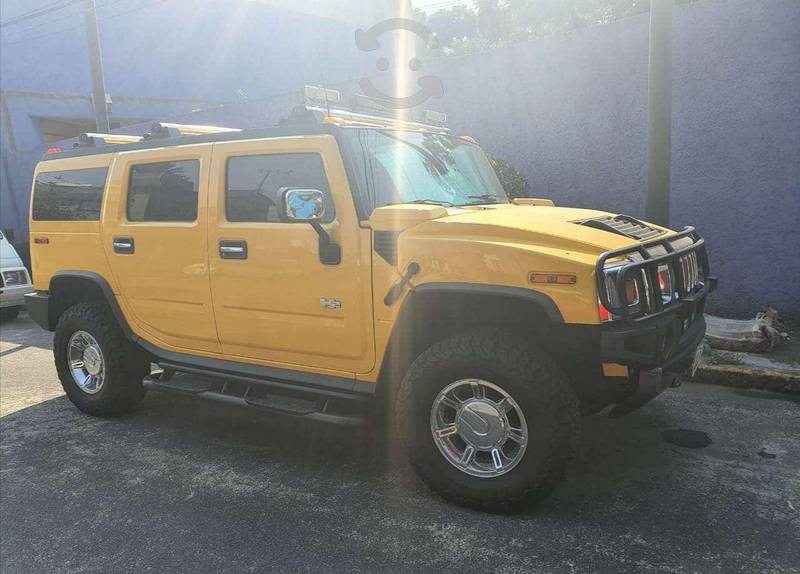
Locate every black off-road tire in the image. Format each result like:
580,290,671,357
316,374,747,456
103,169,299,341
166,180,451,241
395,329,581,512
0,306,21,321
54,302,149,416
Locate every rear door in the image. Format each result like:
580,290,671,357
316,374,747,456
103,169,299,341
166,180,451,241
207,135,374,375
102,145,220,353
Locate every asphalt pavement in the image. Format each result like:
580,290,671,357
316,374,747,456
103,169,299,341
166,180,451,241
1,313,798,573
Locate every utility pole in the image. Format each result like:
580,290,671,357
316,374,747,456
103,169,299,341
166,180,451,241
83,0,110,132
644,0,673,226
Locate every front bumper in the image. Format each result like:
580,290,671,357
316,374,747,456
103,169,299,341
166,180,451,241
599,308,708,416
1,284,33,308
601,308,706,369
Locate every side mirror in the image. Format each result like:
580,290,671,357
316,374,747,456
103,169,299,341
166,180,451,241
278,187,340,266
280,188,325,222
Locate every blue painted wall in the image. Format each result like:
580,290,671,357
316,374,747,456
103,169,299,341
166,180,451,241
1,0,372,102
0,0,382,244
425,0,800,318
2,0,797,318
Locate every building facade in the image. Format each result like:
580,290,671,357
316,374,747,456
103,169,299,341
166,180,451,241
1,0,403,244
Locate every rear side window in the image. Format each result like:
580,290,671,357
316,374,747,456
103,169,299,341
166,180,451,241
225,153,334,223
127,160,199,222
32,168,108,221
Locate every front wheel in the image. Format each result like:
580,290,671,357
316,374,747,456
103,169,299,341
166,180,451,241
54,302,149,416
395,329,580,512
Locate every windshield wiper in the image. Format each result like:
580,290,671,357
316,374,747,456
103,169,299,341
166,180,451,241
466,194,502,204
387,198,454,207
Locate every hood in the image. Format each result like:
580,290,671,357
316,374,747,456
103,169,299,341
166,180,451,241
0,238,24,269
370,203,670,256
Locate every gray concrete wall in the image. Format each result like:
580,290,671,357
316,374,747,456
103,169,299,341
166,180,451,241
427,0,800,318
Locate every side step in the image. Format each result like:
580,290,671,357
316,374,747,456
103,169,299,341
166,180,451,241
143,371,367,426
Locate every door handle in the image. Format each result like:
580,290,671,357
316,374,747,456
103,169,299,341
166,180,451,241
219,240,247,260
113,237,134,254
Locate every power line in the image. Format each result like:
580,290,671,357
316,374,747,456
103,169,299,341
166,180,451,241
3,0,170,45
0,0,126,39
0,0,82,29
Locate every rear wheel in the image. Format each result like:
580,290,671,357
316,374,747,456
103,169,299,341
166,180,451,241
54,302,149,416
395,329,580,512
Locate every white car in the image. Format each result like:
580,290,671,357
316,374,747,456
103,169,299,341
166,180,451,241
0,231,33,320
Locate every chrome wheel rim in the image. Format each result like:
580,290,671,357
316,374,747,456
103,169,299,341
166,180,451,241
430,379,528,478
68,330,105,394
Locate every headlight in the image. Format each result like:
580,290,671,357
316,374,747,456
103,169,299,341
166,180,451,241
599,261,650,321
2,270,29,286
602,264,641,308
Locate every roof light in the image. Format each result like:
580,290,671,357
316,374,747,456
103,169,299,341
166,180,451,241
423,109,447,126
323,116,352,126
45,147,63,155
78,133,143,147
303,85,341,107
149,122,241,139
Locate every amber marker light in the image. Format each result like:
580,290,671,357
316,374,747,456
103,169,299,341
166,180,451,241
528,272,577,285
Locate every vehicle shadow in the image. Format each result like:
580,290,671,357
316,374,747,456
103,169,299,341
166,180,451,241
0,313,52,351
0,388,680,519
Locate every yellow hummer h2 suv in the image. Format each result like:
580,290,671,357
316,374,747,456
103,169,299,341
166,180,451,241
26,90,715,511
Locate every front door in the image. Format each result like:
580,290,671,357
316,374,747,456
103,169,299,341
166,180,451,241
207,135,374,375
102,145,220,353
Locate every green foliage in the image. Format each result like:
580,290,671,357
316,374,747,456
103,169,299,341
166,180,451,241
426,5,478,45
418,0,659,55
488,154,531,199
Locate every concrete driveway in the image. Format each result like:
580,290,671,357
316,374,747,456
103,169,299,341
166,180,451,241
1,313,798,573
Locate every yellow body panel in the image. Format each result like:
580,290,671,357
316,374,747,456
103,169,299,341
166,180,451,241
30,134,672,387
356,203,670,383
30,154,118,293
102,144,221,353
206,136,375,375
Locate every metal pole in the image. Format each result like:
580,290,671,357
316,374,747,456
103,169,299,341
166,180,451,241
645,0,673,226
83,0,110,132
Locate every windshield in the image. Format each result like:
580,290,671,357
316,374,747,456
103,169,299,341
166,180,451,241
340,129,508,216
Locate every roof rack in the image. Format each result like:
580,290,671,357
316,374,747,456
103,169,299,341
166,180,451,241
285,85,449,132
147,122,242,139
74,133,144,147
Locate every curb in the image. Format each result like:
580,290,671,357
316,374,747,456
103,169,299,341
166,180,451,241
691,364,800,394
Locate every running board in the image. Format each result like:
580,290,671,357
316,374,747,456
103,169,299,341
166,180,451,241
143,371,367,426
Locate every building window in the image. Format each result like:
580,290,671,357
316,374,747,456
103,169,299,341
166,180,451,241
32,167,109,221
225,153,334,223
127,160,199,222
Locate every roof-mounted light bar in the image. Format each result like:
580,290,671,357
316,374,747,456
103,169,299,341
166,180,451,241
316,107,450,132
75,133,143,147
148,122,241,139
422,109,447,127
303,85,341,108
292,85,450,132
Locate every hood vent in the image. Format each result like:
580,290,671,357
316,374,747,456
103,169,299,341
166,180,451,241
578,215,663,241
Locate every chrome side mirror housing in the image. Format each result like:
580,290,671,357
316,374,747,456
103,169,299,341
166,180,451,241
280,188,325,222
278,187,340,266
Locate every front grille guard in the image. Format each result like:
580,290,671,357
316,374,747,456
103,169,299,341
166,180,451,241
596,226,715,322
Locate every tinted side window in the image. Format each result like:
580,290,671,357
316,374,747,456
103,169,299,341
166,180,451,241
127,160,199,222
32,168,108,221
225,153,334,223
